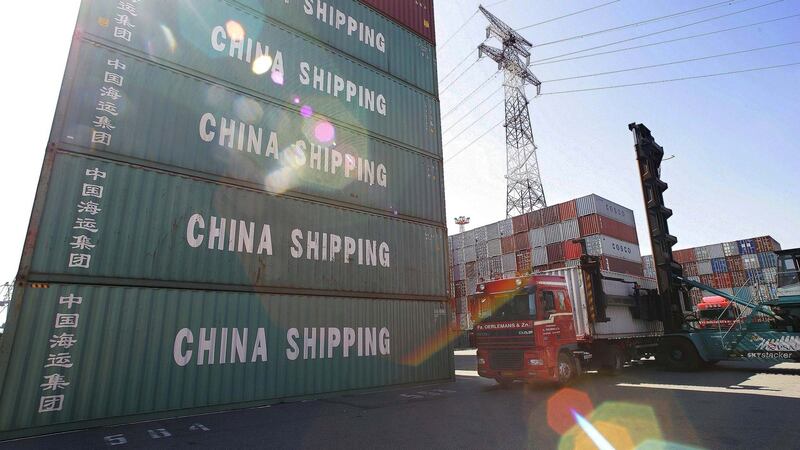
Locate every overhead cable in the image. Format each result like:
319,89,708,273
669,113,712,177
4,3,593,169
517,0,622,31
444,120,504,163
540,61,800,95
531,13,800,66
441,71,501,118
542,41,800,83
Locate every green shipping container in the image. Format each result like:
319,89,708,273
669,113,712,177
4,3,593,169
234,0,438,95
30,152,447,298
77,0,442,155
56,39,444,223
0,283,452,437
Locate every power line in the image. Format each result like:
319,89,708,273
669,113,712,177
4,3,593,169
542,41,800,83
444,120,504,164
540,61,800,96
531,13,800,66
440,58,482,93
517,0,622,31
532,0,752,48
534,0,786,63
443,91,503,134
438,11,478,51
441,71,500,118
443,101,505,146
486,0,512,6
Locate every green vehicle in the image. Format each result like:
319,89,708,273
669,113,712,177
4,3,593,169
631,123,800,370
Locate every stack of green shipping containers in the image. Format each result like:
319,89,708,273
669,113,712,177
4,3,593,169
0,0,450,438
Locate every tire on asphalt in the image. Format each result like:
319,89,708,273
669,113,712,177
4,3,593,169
657,337,702,371
598,345,626,376
556,352,576,386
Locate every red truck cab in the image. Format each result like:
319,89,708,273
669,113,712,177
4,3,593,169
471,275,582,385
695,296,741,329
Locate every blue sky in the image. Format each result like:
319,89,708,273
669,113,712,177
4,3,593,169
436,0,800,254
0,0,797,291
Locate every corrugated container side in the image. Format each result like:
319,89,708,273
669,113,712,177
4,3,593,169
0,285,452,433
514,232,530,251
465,261,477,279
452,264,465,281
707,244,725,259
757,252,777,268
745,268,764,283
563,240,583,260
599,256,643,277
501,253,517,272
447,251,455,267
544,223,563,245
726,256,744,272
527,210,543,229
476,242,488,260
575,194,636,227
529,228,546,248
712,272,732,289
516,250,532,272
547,262,566,270
689,289,704,305
490,256,502,276
456,297,469,314
696,261,713,276
501,236,515,254
673,249,696,264
533,265,548,273
485,222,501,240
682,261,698,277
584,235,642,263
546,242,565,262
451,233,464,249
453,248,465,265
577,214,638,245
499,218,514,237
503,271,517,279
742,254,760,270
564,259,581,268
559,200,577,220
731,271,747,287
477,259,490,278
561,219,580,241
358,0,436,44
755,236,781,253
473,227,488,244
722,241,740,256
542,204,561,225
738,239,756,255
463,246,477,263
462,230,475,246
532,247,548,267
467,277,478,295
763,267,778,284
711,258,728,274
699,274,714,286
512,214,529,233
454,280,466,298
694,246,711,261
487,239,502,258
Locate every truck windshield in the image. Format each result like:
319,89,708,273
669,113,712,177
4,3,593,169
480,289,536,323
777,255,800,289
698,307,738,321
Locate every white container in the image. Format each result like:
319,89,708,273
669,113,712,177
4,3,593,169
584,235,642,263
561,219,579,240
501,253,517,272
763,267,777,284
545,267,662,339
576,194,636,227
473,227,487,244
503,271,516,279
487,239,502,258
696,260,713,276
722,241,740,257
462,229,475,246
453,248,465,265
485,222,501,240
477,259,490,278
451,233,464,249
453,264,464,281
532,246,548,267
742,254,760,270
544,223,563,245
463,245,477,262
694,246,711,261
707,244,724,259
499,218,514,237
529,228,546,248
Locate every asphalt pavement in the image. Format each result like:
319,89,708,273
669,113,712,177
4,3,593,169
3,350,799,449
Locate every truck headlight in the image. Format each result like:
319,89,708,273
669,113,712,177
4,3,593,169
528,358,544,366
478,358,486,365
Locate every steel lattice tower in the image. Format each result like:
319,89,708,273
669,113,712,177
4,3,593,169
478,6,546,217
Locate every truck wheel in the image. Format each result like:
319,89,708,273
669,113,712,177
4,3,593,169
657,338,701,371
556,353,576,386
599,346,625,375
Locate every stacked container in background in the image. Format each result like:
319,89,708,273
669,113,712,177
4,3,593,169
448,194,642,331
642,235,782,304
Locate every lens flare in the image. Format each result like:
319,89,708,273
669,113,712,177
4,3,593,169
401,325,458,366
546,388,594,435
293,96,301,104
558,402,663,450
160,25,177,53
271,70,285,85
314,121,335,143
571,410,616,450
252,54,273,75
300,105,313,118
233,97,264,123
225,20,245,41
